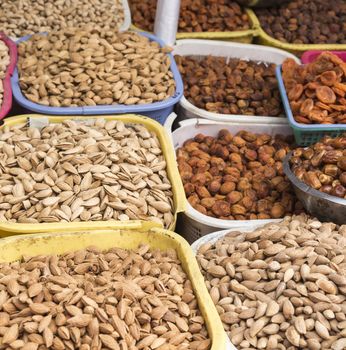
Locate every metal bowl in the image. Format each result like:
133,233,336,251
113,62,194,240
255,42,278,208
283,152,346,225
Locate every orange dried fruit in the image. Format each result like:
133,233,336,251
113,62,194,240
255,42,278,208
330,104,346,111
319,71,337,86
316,86,336,104
315,102,332,111
305,89,316,99
332,86,345,98
288,84,304,101
305,82,321,90
334,82,346,92
309,109,328,123
300,98,314,116
295,115,311,124
290,100,302,114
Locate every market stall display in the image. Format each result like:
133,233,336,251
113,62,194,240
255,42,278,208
0,0,130,38
12,28,183,123
0,114,185,235
0,33,17,120
276,52,346,145
0,2,345,350
173,40,299,124
196,214,346,350
129,0,257,43
0,223,226,350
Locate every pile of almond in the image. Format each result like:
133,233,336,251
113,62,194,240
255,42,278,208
0,244,211,349
0,119,174,228
17,28,175,107
197,214,346,350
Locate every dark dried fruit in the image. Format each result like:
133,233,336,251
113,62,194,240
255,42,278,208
256,0,346,45
178,129,300,220
129,0,250,33
175,55,283,117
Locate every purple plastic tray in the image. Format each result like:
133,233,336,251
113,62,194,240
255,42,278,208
301,50,346,64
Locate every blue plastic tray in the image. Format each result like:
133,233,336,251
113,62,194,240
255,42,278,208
276,65,346,146
11,32,183,125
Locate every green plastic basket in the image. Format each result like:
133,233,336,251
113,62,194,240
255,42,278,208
276,66,346,146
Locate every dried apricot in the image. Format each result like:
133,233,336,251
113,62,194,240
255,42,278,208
288,84,304,101
300,99,314,116
316,86,336,104
320,70,337,86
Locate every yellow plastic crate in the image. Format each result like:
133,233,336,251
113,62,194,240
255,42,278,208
0,114,185,237
0,222,226,350
131,9,258,44
248,9,346,55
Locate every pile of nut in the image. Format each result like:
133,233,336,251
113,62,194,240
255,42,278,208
17,28,175,107
0,40,10,108
255,0,346,44
290,134,346,199
175,55,283,117
0,0,125,38
0,244,211,350
129,0,250,33
282,53,346,124
176,129,301,220
0,119,175,228
197,214,346,350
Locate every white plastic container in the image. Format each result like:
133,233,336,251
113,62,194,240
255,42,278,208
173,39,300,124
192,226,265,350
165,113,291,242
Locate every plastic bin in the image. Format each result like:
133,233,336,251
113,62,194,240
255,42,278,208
165,113,288,243
276,65,346,146
173,39,300,124
11,32,184,125
0,32,17,120
251,9,346,56
131,8,258,43
301,50,346,64
0,114,186,237
191,225,274,350
0,221,226,350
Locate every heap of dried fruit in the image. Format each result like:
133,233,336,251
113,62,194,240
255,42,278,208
0,119,175,228
0,244,211,350
129,0,250,33
175,55,283,117
256,0,346,44
17,28,175,107
282,53,346,124
197,214,346,350
290,134,346,199
0,40,10,108
177,129,301,220
0,0,125,38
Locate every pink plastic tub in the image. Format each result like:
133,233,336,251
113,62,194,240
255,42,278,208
301,50,346,64
0,32,17,120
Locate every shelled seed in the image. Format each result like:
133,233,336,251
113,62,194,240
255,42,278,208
0,244,211,349
197,214,346,350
